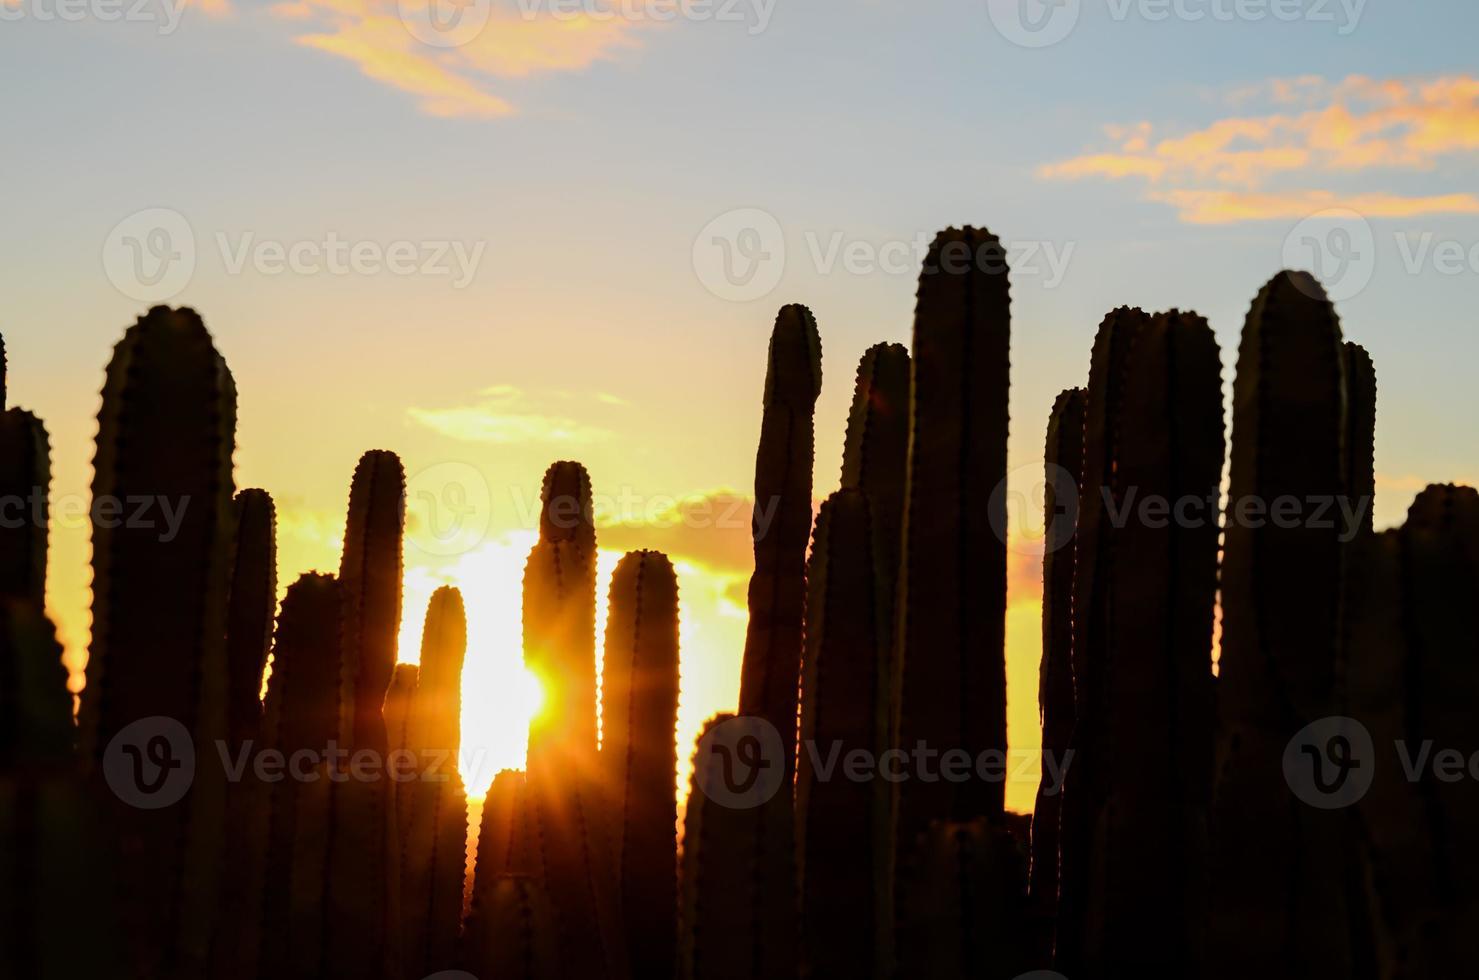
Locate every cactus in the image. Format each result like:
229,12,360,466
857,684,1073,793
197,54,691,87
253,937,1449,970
1027,387,1084,957
737,303,822,782
0,601,116,979
326,449,406,980
1056,308,1224,975
464,774,541,975
679,713,796,980
600,550,681,980
386,663,418,767
525,460,598,769
400,586,469,978
1208,272,1357,978
78,305,237,979
1344,343,1377,540
209,487,278,979
894,228,1012,919
255,573,343,978
839,342,910,643
795,489,893,979
463,873,563,979
522,460,626,978
0,409,49,605
894,818,1029,979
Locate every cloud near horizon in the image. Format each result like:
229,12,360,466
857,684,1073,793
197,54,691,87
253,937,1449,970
268,0,643,118
1040,74,1479,223
408,384,616,443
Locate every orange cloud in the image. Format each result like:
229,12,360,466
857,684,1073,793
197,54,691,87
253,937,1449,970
1041,74,1479,222
271,0,640,118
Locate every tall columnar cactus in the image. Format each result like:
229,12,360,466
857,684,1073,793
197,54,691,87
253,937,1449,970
1056,308,1224,975
839,342,910,645
1344,342,1377,539
386,662,420,870
895,227,1012,875
525,460,598,769
79,305,237,979
521,459,624,978
0,409,49,605
894,818,1029,979
327,449,406,980
1028,387,1084,955
255,573,344,979
738,303,822,782
679,713,796,980
1208,272,1357,978
0,601,116,980
401,586,469,979
599,550,680,980
463,770,539,969
210,487,277,980
795,489,893,979
462,873,563,979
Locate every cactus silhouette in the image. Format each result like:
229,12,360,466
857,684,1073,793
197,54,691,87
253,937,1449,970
1028,387,1084,960
0,408,49,605
522,459,627,979
600,550,681,980
795,489,894,979
256,572,343,979
0,601,117,980
386,663,418,770
679,712,795,980
326,449,407,980
839,342,910,646
463,770,540,971
1344,342,1377,540
210,487,278,980
400,586,469,978
464,873,564,979
78,305,237,979
1208,272,1358,979
894,228,1012,930
894,818,1028,979
1055,308,1224,976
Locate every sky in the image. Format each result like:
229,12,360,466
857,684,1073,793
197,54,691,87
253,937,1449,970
3,0,1477,811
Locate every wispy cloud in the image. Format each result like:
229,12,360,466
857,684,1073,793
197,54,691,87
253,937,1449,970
1040,74,1479,223
268,0,641,118
407,384,615,443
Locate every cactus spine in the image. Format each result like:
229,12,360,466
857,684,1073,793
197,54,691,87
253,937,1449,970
327,449,406,980
795,489,893,978
401,586,469,978
79,305,236,979
600,551,680,980
894,227,1012,894
1028,387,1084,957
0,409,49,605
1209,272,1356,978
1056,308,1224,975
